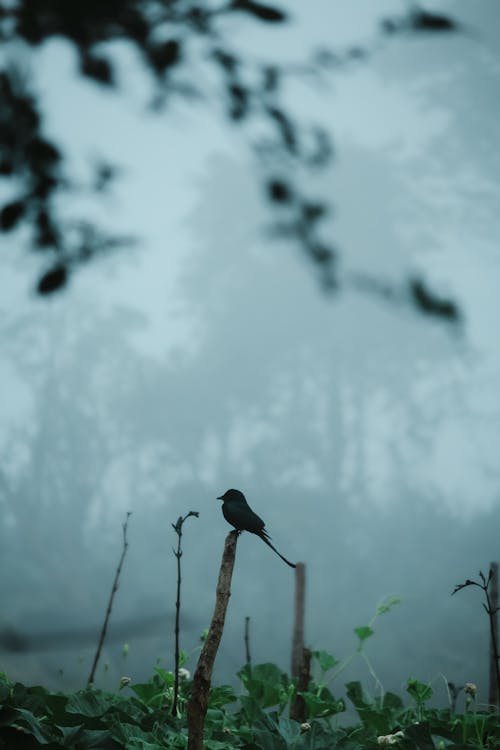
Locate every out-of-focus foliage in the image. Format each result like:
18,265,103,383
0,665,498,749
0,1,461,318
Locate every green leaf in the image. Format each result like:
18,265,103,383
312,649,339,673
153,667,175,686
275,716,302,744
10,707,53,744
405,722,436,750
354,626,374,644
345,682,393,734
238,663,289,709
407,678,433,704
208,684,237,709
300,686,345,718
0,680,11,702
109,721,152,745
66,688,120,717
377,596,402,615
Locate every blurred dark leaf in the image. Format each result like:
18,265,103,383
32,174,59,199
186,7,211,33
0,158,14,175
302,202,327,223
267,179,292,203
308,127,333,168
309,242,334,266
348,46,366,59
266,106,297,153
381,9,458,36
149,39,182,74
410,10,457,32
404,721,436,750
212,48,238,73
380,18,399,34
231,0,287,23
81,53,114,85
35,209,59,247
409,277,460,321
228,83,249,120
37,264,68,294
0,199,26,231
93,162,117,192
262,65,279,92
25,137,61,169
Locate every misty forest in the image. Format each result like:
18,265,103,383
1,1,500,749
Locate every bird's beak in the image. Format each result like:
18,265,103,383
216,495,223,500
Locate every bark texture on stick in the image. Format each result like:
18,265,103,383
187,531,238,750
290,563,308,722
489,562,499,711
291,563,306,678
290,647,311,722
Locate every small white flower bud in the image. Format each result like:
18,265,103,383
377,731,404,745
465,682,477,696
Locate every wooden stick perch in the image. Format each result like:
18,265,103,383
187,531,238,750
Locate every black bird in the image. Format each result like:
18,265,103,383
217,489,296,569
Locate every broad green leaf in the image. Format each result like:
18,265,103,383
124,741,165,750
354,625,374,644
300,686,345,718
66,688,119,717
0,680,11,702
153,667,175,686
238,663,289,709
345,682,392,734
406,678,433,704
208,684,237,708
382,691,404,711
345,681,369,710
312,650,339,673
276,716,302,744
109,720,152,745
55,724,85,744
11,707,53,744
56,725,117,748
405,721,436,750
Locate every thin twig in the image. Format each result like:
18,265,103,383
172,510,199,716
453,565,500,711
244,616,251,665
88,512,132,685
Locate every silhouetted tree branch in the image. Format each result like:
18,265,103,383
0,1,463,319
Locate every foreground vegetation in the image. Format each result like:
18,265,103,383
2,522,497,749
1,658,499,750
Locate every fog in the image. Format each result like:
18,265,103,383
1,0,499,710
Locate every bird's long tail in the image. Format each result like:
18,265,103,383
258,531,296,569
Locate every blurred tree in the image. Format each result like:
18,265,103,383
0,0,460,319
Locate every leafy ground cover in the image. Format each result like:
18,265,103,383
1,658,499,750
